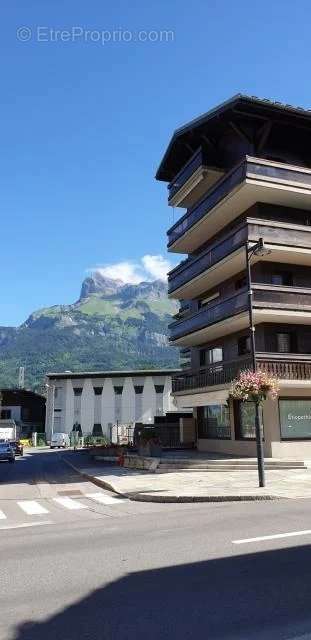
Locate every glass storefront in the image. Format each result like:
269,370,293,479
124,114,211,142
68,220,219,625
279,399,311,439
235,401,263,440
197,404,231,439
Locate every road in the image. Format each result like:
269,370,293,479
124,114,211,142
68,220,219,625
2,450,311,639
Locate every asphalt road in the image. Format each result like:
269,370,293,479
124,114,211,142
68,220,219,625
2,450,311,639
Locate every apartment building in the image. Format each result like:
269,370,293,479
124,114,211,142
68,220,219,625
157,94,311,459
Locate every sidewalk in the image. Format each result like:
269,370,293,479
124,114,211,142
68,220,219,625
63,452,311,502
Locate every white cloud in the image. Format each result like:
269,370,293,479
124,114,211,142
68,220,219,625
96,261,144,284
89,254,175,284
142,255,172,281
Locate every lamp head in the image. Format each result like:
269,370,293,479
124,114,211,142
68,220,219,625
253,238,271,257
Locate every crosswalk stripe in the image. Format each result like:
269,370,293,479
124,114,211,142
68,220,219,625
0,509,7,520
85,492,127,505
17,500,49,515
53,496,87,510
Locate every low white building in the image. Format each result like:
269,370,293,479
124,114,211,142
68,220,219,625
45,369,180,440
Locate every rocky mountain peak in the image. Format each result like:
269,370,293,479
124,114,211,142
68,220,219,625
80,273,124,300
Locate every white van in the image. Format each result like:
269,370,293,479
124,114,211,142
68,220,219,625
50,433,70,449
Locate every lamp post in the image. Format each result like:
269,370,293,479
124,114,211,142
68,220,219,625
245,238,271,488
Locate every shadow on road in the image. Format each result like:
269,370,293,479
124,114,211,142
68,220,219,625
11,543,311,640
0,450,89,485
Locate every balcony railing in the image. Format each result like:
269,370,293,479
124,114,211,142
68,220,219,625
167,156,311,247
169,291,249,342
257,354,311,380
169,219,311,296
168,223,247,294
172,357,252,392
168,147,208,202
172,354,311,393
253,285,311,310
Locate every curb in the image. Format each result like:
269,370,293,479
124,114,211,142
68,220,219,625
62,457,279,503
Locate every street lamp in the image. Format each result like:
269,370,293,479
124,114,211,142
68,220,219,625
245,238,271,488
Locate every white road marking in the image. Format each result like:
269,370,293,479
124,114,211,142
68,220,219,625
53,496,87,510
85,492,127,505
17,500,49,515
0,510,7,520
233,529,311,544
0,521,52,531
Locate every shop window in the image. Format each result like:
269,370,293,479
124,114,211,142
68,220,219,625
279,399,311,439
235,401,263,440
197,405,231,439
238,335,251,356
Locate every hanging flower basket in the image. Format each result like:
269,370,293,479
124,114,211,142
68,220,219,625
229,369,279,404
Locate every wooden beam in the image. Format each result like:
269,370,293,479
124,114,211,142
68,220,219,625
202,134,216,149
229,120,252,144
184,142,195,154
256,121,272,152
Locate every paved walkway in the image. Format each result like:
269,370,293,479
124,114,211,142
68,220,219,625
64,453,311,502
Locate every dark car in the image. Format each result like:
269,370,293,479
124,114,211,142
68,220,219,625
0,443,15,463
10,441,23,456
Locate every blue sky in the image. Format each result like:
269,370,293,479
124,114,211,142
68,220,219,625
2,0,311,325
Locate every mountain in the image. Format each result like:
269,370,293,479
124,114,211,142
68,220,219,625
0,275,180,390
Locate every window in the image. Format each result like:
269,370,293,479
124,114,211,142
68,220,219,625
1,409,11,419
235,401,263,440
134,385,144,394
154,385,164,394
114,386,123,395
238,335,251,356
198,292,220,308
200,347,223,367
93,387,103,395
279,399,311,439
197,405,230,439
235,276,247,291
72,423,82,435
73,387,83,396
93,424,103,436
271,272,292,286
276,333,292,353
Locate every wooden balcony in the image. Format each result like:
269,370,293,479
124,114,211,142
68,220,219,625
172,354,311,393
170,285,311,346
167,147,223,208
167,156,311,253
169,291,249,344
168,218,311,299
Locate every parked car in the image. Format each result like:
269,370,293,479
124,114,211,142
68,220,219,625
10,441,24,456
0,443,15,463
50,433,70,449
